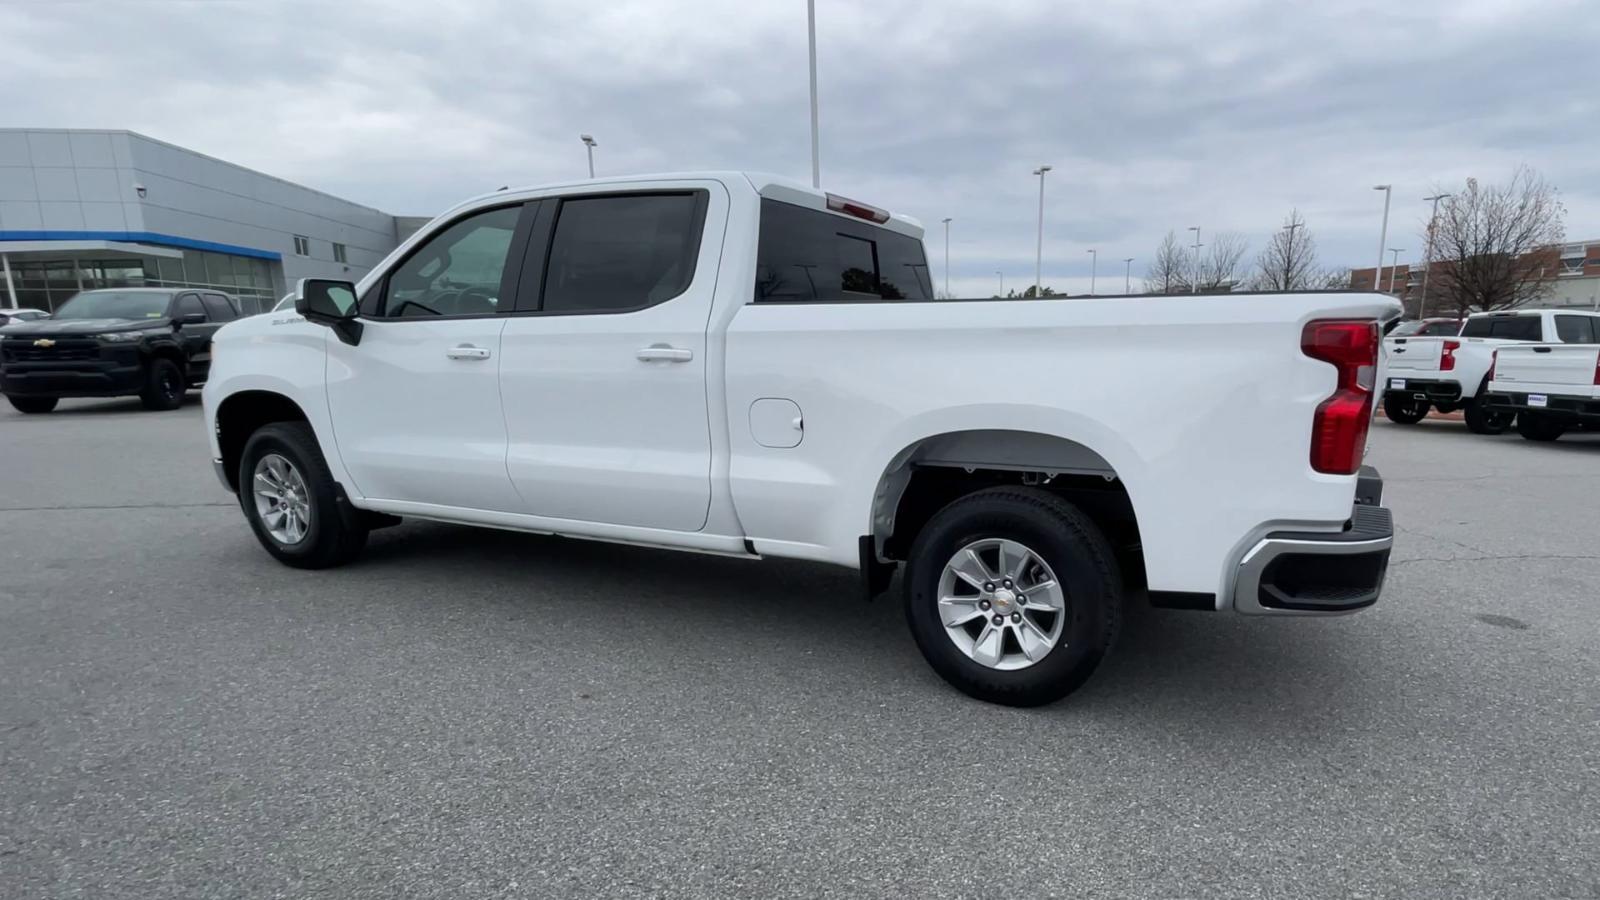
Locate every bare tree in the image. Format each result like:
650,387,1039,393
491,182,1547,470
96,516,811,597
1196,232,1249,293
1144,230,1190,294
1251,210,1322,291
1428,166,1565,315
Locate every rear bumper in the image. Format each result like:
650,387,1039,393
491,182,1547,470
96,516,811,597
1232,469,1393,616
1382,377,1461,405
1483,391,1600,422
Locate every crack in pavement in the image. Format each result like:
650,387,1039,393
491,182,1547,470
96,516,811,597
1392,553,1600,567
0,502,234,512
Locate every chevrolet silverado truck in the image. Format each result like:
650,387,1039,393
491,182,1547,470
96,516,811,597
1,287,238,413
1485,313,1600,441
202,172,1398,706
1380,308,1600,434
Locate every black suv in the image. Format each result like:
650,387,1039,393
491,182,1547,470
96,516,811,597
0,287,239,413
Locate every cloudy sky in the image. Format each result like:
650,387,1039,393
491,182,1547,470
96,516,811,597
4,0,1597,296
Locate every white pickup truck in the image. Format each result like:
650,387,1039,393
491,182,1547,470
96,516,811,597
1381,308,1600,433
202,172,1398,706
1485,313,1600,441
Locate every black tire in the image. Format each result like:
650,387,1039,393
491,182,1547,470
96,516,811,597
139,358,185,410
904,486,1121,707
7,395,58,414
238,421,368,568
1463,400,1513,435
1516,413,1567,443
1382,393,1428,424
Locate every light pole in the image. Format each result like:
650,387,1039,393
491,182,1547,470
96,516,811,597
580,134,597,178
996,270,1004,297
1123,257,1134,294
1187,226,1203,293
1419,192,1451,317
1373,184,1392,291
1087,248,1097,296
941,217,952,298
807,0,820,188
1387,248,1405,293
1033,165,1052,298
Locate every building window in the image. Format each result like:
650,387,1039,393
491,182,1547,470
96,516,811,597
293,235,311,257
332,242,348,264
1559,245,1584,275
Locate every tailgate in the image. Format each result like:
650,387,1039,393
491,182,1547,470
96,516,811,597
1494,344,1600,387
1384,336,1442,372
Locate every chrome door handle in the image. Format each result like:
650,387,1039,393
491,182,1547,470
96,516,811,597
446,344,492,360
636,345,693,363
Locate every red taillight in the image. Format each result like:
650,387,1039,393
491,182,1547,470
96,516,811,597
1302,319,1379,475
1440,339,1460,371
825,193,891,224
1487,350,1497,383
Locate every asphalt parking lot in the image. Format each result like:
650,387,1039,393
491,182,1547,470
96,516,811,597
2,400,1597,899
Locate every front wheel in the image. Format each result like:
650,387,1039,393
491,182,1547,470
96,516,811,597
1516,413,1567,443
904,487,1121,707
1383,394,1428,424
1463,401,1513,435
139,358,185,410
239,421,368,568
7,395,58,414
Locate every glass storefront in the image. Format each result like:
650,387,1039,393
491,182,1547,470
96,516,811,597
6,251,280,314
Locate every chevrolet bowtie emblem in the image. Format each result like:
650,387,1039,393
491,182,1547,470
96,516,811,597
33,339,55,348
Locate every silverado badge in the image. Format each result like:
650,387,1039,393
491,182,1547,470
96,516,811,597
33,339,56,348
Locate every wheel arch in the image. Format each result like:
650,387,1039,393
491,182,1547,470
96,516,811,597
215,390,313,491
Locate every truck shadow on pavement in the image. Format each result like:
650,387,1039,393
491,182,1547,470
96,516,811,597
350,519,1370,734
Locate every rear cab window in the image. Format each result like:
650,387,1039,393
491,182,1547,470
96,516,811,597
1459,314,1542,341
754,199,933,302
1554,315,1597,344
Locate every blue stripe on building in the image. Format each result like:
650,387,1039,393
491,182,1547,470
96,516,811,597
0,230,282,262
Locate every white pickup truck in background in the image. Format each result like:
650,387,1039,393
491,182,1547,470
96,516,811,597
1381,308,1600,434
202,171,1399,707
1486,313,1600,441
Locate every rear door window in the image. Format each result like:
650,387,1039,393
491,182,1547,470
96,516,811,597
1555,315,1597,343
173,293,207,320
201,293,237,321
754,199,933,302
539,193,707,314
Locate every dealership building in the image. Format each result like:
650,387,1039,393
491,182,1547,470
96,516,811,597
0,129,427,314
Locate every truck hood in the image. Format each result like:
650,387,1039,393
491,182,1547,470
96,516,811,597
0,318,171,336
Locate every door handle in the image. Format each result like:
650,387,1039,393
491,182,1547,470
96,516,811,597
636,345,693,363
446,344,492,360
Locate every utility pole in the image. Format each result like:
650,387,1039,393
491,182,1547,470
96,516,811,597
1188,226,1203,293
1373,184,1392,291
1033,165,1052,298
941,217,952,298
807,0,820,188
1419,193,1451,317
996,270,1004,297
1087,248,1097,296
1123,257,1134,294
580,134,597,178
1387,248,1405,293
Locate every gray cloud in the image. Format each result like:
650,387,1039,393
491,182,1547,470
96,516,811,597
3,0,1596,296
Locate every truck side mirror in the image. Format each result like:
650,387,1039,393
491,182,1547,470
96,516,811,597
294,278,363,345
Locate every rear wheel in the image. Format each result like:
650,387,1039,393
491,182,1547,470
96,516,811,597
7,395,58,414
1516,413,1567,442
1382,393,1428,424
239,422,368,568
1463,400,1513,435
139,358,185,410
904,487,1121,707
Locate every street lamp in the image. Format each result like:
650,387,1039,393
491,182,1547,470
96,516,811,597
580,134,597,178
996,270,1004,297
1187,226,1203,293
807,0,820,188
1033,166,1052,298
1419,193,1451,317
1087,248,1097,296
1373,184,1392,291
1387,248,1405,293
941,217,952,298
1123,257,1134,294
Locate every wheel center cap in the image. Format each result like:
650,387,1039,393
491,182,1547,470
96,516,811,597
991,588,1017,613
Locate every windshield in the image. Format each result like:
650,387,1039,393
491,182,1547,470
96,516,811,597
1416,320,1462,336
53,291,173,321
1391,321,1423,336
